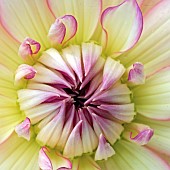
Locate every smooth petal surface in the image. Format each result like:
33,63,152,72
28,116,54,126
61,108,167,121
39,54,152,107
72,156,101,170
47,0,102,43
140,0,161,14
0,25,23,71
0,133,40,169
103,0,144,10
101,0,143,56
0,0,55,50
133,67,170,120
135,115,170,156
98,140,170,170
119,0,170,75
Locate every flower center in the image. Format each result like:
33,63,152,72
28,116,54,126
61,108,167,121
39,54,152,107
16,42,135,159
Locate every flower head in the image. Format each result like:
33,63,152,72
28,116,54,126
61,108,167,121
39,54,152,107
0,0,170,169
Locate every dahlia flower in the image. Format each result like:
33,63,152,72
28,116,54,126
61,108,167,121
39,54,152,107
0,0,170,169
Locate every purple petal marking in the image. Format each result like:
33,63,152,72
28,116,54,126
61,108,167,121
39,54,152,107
38,147,53,170
18,37,41,60
15,64,37,82
15,117,31,141
130,128,154,145
128,62,145,85
48,15,77,45
124,123,154,145
101,0,143,55
95,134,115,161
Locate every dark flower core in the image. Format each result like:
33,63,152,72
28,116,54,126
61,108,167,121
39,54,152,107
17,43,135,159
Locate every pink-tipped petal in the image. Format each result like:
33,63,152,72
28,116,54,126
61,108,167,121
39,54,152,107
63,120,83,158
128,62,145,85
99,139,170,170
98,103,135,123
0,0,55,49
101,0,143,56
123,123,154,145
15,64,37,82
38,147,53,170
18,37,41,61
48,15,77,45
39,48,75,81
39,147,72,170
47,0,102,43
36,102,66,148
118,0,170,76
92,113,124,145
95,134,115,161
100,57,125,91
62,45,83,82
15,117,31,141
82,42,102,76
48,19,66,44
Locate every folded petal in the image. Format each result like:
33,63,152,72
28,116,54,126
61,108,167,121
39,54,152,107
133,67,170,120
119,0,170,75
98,139,170,170
39,147,72,170
47,0,102,43
0,133,40,169
48,15,77,45
135,115,170,156
95,134,115,161
0,0,55,50
101,0,143,56
123,122,154,145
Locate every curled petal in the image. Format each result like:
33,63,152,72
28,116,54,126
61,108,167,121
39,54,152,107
128,62,145,85
48,15,77,45
39,147,72,170
15,64,37,82
15,117,31,141
123,123,154,145
39,147,53,170
95,134,115,161
101,0,143,56
18,37,41,61
47,0,102,43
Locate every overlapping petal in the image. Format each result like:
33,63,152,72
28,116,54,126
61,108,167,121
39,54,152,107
133,67,170,120
98,140,170,170
135,115,170,156
0,133,40,169
119,0,170,75
101,0,143,56
0,0,55,50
